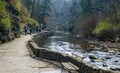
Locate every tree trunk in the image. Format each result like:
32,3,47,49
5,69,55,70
28,0,30,12
31,0,36,17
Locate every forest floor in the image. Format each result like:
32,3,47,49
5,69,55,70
0,35,64,73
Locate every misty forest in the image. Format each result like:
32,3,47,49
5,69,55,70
0,0,120,73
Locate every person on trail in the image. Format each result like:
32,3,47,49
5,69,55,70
24,24,28,35
29,27,32,35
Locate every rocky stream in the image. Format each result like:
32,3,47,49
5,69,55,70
41,32,120,72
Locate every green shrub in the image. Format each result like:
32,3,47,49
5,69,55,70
1,18,11,30
11,0,22,12
118,24,120,27
0,1,11,32
0,1,7,16
93,22,112,36
27,18,39,27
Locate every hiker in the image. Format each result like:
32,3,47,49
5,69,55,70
24,24,28,35
29,27,32,35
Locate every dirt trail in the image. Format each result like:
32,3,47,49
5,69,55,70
0,35,63,73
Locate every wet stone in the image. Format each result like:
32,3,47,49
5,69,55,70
91,59,103,62
108,50,115,53
105,56,112,59
103,63,107,67
116,52,120,55
114,60,119,62
116,55,120,57
69,44,81,49
89,55,97,60
110,67,120,71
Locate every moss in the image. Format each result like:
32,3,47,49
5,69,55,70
0,0,39,35
0,1,11,32
0,1,7,16
1,17,11,30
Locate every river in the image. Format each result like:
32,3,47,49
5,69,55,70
41,32,120,72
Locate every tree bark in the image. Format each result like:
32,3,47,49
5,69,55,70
27,0,30,12
31,0,36,17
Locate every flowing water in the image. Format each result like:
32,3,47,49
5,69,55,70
41,32,120,71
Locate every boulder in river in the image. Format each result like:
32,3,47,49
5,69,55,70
89,55,97,60
114,60,119,62
105,56,112,59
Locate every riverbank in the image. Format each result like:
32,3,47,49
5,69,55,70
29,31,120,73
87,40,120,52
75,34,120,52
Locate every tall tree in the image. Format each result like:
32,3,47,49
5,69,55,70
31,0,36,17
40,0,51,27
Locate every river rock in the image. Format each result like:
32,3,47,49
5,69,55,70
105,56,112,59
75,35,81,38
90,45,94,47
103,63,108,67
92,59,103,62
89,55,97,60
60,42,69,45
70,44,81,49
110,67,120,71
114,60,119,62
108,50,115,53
116,52,120,55
93,47,101,51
